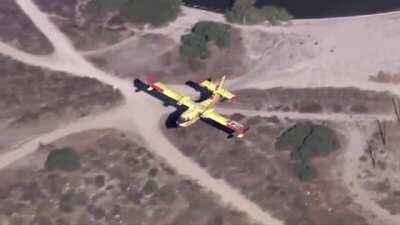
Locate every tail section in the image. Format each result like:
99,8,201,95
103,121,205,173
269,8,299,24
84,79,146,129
201,76,227,109
200,75,236,102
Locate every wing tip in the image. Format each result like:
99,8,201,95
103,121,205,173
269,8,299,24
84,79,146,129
146,75,163,91
227,121,250,138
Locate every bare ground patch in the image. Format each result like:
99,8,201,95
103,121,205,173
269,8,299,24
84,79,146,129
0,129,259,225
0,56,122,152
0,0,53,54
162,115,369,225
232,87,398,114
241,30,319,76
87,27,248,83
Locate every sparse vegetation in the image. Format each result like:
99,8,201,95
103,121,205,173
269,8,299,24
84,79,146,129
0,130,256,225
180,21,230,59
233,87,398,115
226,0,292,25
1,0,53,54
369,70,400,84
163,116,368,224
180,33,209,59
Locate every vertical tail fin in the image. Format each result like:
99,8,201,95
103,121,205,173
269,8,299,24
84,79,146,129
206,76,226,108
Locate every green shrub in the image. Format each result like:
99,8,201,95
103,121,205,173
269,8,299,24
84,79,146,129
87,0,181,26
226,0,292,25
87,0,128,16
276,122,339,181
226,0,264,25
180,21,230,59
157,184,177,204
45,147,81,171
142,179,158,195
192,21,231,48
121,0,181,26
180,33,209,59
276,123,339,161
261,5,292,25
296,163,317,182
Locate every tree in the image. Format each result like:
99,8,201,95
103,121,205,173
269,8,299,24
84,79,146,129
180,21,231,59
86,0,128,17
261,5,292,25
226,0,292,25
297,163,317,182
121,0,181,26
226,0,261,25
192,21,231,48
180,33,209,59
45,147,81,171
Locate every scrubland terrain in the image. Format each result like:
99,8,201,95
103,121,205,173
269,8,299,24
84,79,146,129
231,87,398,114
357,122,400,215
0,129,258,225
33,0,136,51
0,0,53,54
0,55,122,153
163,115,368,225
88,27,247,83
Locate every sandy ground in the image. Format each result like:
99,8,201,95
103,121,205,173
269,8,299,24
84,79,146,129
2,1,400,224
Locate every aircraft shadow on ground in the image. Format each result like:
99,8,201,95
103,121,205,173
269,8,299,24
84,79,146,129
134,78,235,139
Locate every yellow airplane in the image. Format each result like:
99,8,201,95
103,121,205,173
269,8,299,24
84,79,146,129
146,75,249,138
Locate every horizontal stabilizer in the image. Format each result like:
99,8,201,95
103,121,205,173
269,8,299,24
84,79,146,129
200,79,236,101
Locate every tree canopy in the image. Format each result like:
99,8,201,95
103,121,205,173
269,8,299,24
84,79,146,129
180,21,230,59
275,122,339,181
121,0,181,26
45,147,81,171
87,0,182,26
226,0,292,25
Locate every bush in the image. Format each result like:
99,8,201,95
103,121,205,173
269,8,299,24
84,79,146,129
45,147,81,171
276,122,339,181
87,0,181,26
142,179,158,195
226,0,264,24
87,0,128,16
157,184,177,204
226,0,292,25
121,0,181,26
180,21,230,59
261,5,292,25
180,33,209,59
277,123,339,161
298,101,323,113
350,104,368,113
296,163,317,182
192,21,231,48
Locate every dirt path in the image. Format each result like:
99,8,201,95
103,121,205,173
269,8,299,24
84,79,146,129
0,1,283,224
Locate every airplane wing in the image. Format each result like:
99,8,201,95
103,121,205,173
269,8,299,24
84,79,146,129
146,76,194,108
200,79,236,101
201,110,249,138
